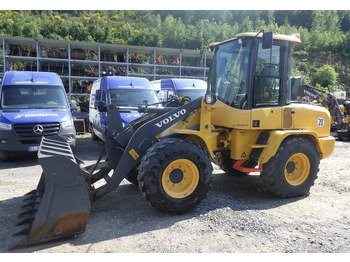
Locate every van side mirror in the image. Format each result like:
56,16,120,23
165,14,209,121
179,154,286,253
262,31,273,49
97,101,107,112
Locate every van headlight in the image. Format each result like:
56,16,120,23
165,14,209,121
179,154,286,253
0,122,12,130
61,119,73,128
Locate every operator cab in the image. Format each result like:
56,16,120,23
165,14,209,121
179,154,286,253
207,31,301,110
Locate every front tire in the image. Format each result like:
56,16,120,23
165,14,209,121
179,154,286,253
138,138,213,214
261,137,319,197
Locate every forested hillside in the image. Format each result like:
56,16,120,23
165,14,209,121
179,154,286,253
1,10,350,92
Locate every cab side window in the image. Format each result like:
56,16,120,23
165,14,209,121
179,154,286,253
253,43,281,107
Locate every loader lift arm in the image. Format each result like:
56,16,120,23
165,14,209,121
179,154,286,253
294,83,346,131
10,97,202,249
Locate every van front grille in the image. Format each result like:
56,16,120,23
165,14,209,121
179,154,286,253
14,122,60,137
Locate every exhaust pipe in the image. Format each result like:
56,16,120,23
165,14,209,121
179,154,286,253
9,137,91,249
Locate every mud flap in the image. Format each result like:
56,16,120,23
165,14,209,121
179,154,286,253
10,137,91,249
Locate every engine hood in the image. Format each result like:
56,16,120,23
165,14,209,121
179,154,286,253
119,109,141,125
0,108,71,124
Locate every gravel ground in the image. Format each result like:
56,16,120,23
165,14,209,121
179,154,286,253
0,134,350,253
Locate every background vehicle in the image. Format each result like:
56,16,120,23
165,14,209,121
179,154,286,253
89,76,159,141
0,71,75,161
292,82,350,140
11,31,335,249
152,78,207,102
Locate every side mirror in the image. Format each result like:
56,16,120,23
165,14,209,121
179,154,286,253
262,31,273,49
97,101,107,112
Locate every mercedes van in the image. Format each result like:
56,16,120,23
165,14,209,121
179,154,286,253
151,78,207,102
0,71,76,160
89,76,159,141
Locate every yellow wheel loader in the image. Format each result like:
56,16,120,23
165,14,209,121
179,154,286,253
10,31,335,249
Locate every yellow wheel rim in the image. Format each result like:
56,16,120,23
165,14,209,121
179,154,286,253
162,159,199,199
284,153,310,186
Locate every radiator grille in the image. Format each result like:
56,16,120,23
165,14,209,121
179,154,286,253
14,122,60,137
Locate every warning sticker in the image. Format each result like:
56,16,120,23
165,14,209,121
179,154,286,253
129,149,140,160
241,152,247,158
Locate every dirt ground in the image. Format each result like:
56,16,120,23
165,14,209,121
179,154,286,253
0,134,350,253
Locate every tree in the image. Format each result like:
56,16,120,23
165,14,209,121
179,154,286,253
312,64,338,89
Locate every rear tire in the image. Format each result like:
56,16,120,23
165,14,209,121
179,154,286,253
261,137,319,197
138,138,213,214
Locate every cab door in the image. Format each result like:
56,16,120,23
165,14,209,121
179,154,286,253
250,40,288,130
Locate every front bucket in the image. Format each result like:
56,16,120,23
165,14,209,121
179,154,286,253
10,137,91,249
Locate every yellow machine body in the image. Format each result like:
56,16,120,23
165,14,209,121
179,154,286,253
160,98,334,165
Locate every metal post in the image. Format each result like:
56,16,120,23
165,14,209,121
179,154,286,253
2,38,5,74
153,49,156,80
68,42,72,101
126,47,129,76
98,45,101,77
179,51,182,78
36,39,40,72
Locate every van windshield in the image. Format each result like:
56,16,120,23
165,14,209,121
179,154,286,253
177,89,206,100
1,85,68,109
109,88,159,107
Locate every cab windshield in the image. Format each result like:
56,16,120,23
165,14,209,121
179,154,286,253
208,38,252,108
1,85,68,109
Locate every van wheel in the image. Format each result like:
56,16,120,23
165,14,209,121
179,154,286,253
91,125,100,141
261,137,319,197
138,138,213,214
0,151,9,161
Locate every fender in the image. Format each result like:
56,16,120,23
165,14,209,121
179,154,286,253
259,130,335,163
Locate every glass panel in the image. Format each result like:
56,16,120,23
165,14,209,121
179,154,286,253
253,43,281,107
1,85,68,109
208,39,252,109
109,89,159,107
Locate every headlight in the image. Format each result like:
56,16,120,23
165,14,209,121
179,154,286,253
61,119,73,128
205,93,216,104
0,122,12,130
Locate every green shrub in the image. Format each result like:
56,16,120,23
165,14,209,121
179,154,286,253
312,64,338,88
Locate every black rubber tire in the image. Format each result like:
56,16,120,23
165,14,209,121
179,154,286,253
215,151,247,176
138,138,213,214
261,137,320,198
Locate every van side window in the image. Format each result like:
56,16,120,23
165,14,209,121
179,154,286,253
157,90,167,102
95,90,101,101
168,90,175,99
101,90,107,103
